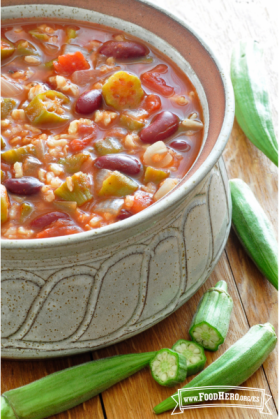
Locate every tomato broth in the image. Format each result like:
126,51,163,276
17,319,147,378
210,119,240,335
1,20,204,239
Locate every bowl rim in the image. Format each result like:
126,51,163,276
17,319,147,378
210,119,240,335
1,1,235,250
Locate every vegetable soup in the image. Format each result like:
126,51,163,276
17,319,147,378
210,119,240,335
1,21,204,239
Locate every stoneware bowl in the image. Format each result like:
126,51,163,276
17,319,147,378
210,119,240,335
1,0,235,358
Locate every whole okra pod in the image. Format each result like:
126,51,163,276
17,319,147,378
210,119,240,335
231,40,278,166
189,280,233,351
154,323,277,414
1,352,156,419
230,179,278,290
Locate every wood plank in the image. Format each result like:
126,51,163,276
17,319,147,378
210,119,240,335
1,355,105,419
94,253,277,418
150,0,278,411
223,108,278,409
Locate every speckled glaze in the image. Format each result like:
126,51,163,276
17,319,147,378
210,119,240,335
1,1,235,358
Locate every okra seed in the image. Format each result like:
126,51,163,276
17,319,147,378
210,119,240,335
161,373,167,382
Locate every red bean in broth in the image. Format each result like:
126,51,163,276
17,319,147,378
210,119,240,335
139,111,179,144
170,139,191,152
94,155,142,175
117,209,133,220
5,177,43,195
99,41,148,58
30,212,70,229
75,90,102,115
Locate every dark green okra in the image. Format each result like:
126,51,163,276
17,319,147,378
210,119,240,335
150,348,187,387
189,280,233,351
230,179,278,290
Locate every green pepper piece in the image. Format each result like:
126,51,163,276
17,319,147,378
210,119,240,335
16,40,38,56
29,30,49,42
1,98,16,120
1,185,10,223
120,114,145,131
66,27,77,42
98,171,138,197
25,90,70,128
1,137,6,150
59,153,89,174
144,166,169,184
150,348,187,387
94,137,123,156
19,202,34,222
1,38,15,60
54,172,93,206
1,144,36,164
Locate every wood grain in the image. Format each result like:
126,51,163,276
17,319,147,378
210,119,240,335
1,1,277,418
94,254,277,418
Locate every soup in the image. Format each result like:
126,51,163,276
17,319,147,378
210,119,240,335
1,20,204,239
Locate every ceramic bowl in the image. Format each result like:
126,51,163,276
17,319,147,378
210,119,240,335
1,0,234,358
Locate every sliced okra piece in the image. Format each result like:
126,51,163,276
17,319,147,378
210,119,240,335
150,348,187,387
172,340,206,376
189,280,233,351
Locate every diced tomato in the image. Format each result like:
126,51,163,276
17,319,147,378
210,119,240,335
131,191,153,214
150,64,168,74
141,64,174,97
36,220,82,238
69,136,93,152
143,94,161,113
78,123,96,135
53,51,90,75
69,123,96,151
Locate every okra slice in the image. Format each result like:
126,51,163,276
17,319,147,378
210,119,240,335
54,172,93,206
102,71,144,110
1,144,36,164
150,348,187,387
172,340,206,376
189,280,233,351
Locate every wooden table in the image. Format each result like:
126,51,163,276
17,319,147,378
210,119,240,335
2,0,278,417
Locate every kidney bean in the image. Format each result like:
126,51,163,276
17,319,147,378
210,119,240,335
117,209,133,220
139,111,179,144
99,41,148,58
75,90,102,114
30,212,70,229
5,177,43,195
95,155,142,175
170,139,191,152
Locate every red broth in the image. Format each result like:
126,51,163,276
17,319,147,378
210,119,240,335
1,21,204,239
